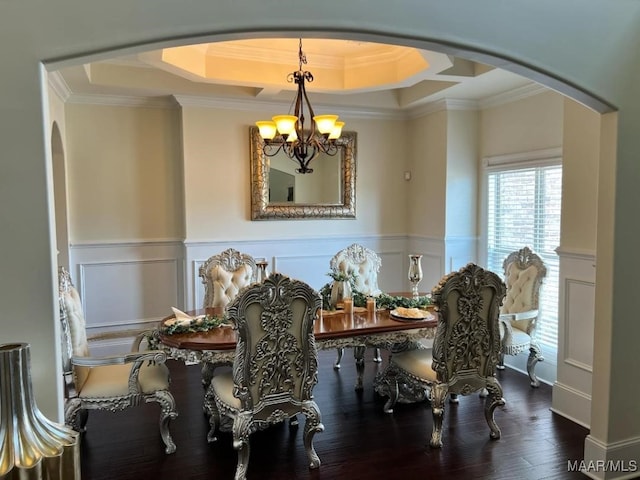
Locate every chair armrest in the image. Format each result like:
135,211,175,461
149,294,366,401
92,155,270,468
498,315,513,342
131,329,157,352
71,350,167,368
499,309,538,322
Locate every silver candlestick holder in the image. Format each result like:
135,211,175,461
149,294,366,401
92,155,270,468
408,254,423,298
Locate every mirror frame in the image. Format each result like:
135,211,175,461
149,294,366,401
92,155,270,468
250,126,357,220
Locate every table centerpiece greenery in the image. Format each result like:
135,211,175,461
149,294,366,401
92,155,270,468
161,314,228,335
319,272,431,311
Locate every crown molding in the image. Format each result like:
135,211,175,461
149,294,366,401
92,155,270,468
172,94,405,120
479,82,548,109
48,71,72,102
408,98,478,118
66,93,178,108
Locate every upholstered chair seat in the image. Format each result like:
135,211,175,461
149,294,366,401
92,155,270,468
207,273,324,480
498,247,548,387
330,243,383,368
58,267,178,454
376,264,506,448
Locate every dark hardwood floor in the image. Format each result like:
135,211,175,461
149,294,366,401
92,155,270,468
79,350,588,479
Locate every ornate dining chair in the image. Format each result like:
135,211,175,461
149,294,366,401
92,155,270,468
206,273,324,480
58,267,178,453
499,246,548,387
375,263,506,448
330,243,383,368
199,248,257,310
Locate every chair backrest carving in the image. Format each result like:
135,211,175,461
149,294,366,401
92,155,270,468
199,248,257,309
501,246,547,331
431,264,506,392
226,273,321,422
330,243,382,296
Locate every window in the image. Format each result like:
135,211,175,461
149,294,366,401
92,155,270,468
486,158,562,350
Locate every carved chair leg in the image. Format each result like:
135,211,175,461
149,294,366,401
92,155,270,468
382,374,399,414
64,398,85,433
233,439,250,480
373,347,382,363
153,390,178,454
484,378,505,440
429,384,448,448
207,400,221,443
201,362,214,389
354,346,365,366
527,344,545,388
354,346,366,390
302,401,324,470
232,414,252,480
496,349,506,370
334,348,344,369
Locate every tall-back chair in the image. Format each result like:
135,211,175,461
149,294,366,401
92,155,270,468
58,267,178,454
199,248,257,310
376,263,506,448
499,246,547,387
206,273,324,479
330,243,383,368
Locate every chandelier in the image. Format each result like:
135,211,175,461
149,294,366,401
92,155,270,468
255,39,344,174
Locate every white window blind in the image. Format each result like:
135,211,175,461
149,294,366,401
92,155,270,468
486,164,562,350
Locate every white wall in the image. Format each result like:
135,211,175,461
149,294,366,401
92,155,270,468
552,98,601,428
65,103,184,243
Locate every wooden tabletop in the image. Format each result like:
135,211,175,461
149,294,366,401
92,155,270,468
158,307,436,351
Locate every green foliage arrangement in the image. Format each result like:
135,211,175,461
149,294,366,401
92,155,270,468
161,314,228,335
319,275,431,311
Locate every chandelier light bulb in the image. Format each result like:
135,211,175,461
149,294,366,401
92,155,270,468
256,121,277,140
273,115,298,136
313,115,339,135
328,121,345,140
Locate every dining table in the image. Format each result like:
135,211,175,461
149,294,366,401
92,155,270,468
154,303,437,396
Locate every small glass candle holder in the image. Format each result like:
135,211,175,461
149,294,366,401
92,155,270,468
343,297,353,314
366,297,376,315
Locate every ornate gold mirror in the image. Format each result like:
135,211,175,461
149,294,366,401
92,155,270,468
249,126,357,220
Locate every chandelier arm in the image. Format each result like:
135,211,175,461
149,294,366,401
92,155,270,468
261,142,286,158
299,73,317,146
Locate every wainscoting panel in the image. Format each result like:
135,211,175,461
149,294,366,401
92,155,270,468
184,235,416,310
551,248,596,428
69,240,184,354
79,259,179,329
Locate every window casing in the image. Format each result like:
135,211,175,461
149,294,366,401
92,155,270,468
484,153,562,351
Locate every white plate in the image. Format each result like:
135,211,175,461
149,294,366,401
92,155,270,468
390,308,432,320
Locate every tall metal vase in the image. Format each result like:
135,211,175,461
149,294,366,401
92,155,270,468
0,343,81,480
408,254,423,298
330,280,352,309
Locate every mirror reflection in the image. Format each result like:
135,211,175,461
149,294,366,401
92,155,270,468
268,151,341,204
250,127,357,220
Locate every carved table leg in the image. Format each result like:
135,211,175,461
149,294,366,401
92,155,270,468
354,346,366,390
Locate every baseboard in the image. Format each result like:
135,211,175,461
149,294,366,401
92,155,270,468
551,380,591,428
582,435,640,479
